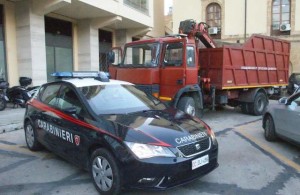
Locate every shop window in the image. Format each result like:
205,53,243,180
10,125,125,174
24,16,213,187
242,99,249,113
0,5,6,80
206,3,221,39
45,17,73,82
271,0,291,36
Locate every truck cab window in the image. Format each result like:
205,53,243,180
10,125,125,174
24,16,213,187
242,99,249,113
186,46,195,67
123,43,159,67
163,42,183,66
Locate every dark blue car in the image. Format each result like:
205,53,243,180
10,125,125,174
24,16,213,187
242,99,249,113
24,72,218,194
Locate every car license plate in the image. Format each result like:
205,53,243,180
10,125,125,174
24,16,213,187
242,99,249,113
192,155,209,170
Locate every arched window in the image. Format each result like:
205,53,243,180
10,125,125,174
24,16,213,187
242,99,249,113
272,0,290,35
206,3,221,38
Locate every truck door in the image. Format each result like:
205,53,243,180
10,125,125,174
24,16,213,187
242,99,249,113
160,41,185,101
108,47,122,79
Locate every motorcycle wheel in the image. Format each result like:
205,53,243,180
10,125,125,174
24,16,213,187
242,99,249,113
0,98,6,111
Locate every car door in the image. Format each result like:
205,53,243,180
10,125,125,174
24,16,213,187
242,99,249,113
37,83,62,150
275,93,300,142
54,84,94,164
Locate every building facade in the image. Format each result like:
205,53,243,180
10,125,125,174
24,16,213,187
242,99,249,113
0,0,164,86
172,0,300,73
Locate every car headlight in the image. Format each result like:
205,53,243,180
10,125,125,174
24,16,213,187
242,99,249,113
125,141,175,159
210,130,218,145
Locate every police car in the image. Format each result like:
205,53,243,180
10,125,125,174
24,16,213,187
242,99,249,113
24,71,218,194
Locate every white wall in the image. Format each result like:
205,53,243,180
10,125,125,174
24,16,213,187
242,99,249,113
80,0,153,28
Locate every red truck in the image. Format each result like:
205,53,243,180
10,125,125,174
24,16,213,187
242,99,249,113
109,19,290,116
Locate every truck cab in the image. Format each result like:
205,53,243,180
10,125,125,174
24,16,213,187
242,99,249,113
109,35,203,116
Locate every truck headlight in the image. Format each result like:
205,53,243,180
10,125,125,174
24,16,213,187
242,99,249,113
125,142,175,159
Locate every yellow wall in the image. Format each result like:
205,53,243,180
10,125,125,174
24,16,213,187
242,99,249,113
295,0,300,31
224,0,267,36
3,1,19,86
173,0,202,33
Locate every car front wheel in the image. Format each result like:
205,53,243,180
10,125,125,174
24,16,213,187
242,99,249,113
90,148,121,195
264,115,277,141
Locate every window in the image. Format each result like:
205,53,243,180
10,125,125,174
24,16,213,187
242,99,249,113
272,0,290,35
163,42,183,67
186,46,195,67
206,3,221,38
0,5,7,80
57,85,88,117
40,84,61,106
80,85,166,115
123,43,160,67
124,0,149,15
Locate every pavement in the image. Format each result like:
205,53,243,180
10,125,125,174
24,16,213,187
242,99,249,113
0,103,25,134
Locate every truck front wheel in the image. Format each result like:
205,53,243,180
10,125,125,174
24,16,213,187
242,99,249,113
177,97,196,116
249,92,268,116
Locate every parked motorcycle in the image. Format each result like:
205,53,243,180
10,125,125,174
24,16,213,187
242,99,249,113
0,78,9,111
0,77,38,111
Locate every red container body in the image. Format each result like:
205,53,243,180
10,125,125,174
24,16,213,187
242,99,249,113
199,35,290,90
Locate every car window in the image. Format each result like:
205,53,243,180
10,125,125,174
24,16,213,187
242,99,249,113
40,84,61,106
289,92,300,106
57,85,90,119
79,85,167,115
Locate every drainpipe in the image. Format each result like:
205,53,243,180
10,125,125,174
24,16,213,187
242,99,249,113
244,0,247,42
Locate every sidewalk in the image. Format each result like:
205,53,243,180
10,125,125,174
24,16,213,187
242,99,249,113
0,103,25,134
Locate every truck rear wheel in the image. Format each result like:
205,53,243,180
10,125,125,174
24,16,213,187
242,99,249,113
249,92,268,116
178,97,196,116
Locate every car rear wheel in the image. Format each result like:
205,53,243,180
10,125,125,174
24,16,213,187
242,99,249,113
24,121,41,151
177,97,196,116
264,115,277,141
90,148,121,195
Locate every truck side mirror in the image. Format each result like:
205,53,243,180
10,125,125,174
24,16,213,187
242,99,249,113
107,51,115,63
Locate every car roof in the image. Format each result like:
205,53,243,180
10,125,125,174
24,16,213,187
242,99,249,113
60,78,134,88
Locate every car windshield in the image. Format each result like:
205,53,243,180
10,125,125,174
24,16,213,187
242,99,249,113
122,43,160,67
78,85,166,115
295,74,300,82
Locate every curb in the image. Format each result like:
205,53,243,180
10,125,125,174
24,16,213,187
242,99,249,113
0,123,23,134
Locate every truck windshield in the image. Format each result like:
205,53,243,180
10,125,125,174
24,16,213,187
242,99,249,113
122,43,160,67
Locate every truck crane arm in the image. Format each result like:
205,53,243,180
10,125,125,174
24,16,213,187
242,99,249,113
179,19,216,48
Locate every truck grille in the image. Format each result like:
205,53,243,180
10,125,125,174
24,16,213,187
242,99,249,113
177,138,211,157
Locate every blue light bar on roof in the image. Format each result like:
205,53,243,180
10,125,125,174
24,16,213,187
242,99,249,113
51,71,110,82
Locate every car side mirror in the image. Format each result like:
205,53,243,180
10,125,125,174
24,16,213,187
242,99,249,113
63,107,77,115
107,51,115,63
278,97,289,105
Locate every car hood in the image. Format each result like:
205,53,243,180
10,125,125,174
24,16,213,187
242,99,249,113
101,108,210,147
